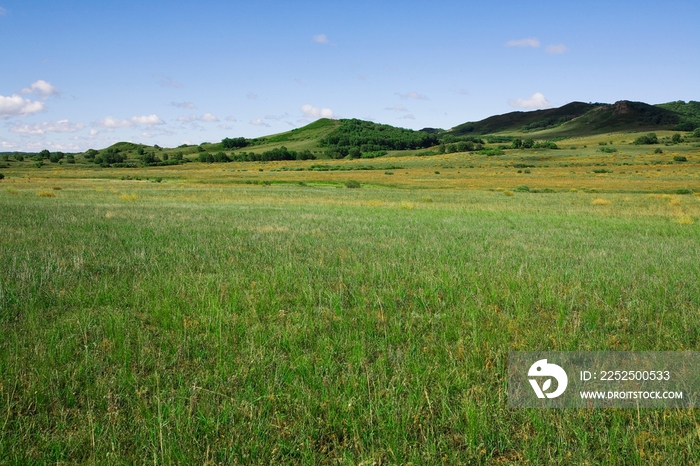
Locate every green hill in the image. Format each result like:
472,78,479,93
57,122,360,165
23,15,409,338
450,101,600,136
451,100,698,138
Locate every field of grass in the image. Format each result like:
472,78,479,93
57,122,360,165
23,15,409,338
2,140,700,464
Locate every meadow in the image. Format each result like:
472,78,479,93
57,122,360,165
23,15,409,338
1,139,700,464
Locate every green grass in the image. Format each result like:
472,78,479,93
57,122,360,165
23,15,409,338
1,183,700,464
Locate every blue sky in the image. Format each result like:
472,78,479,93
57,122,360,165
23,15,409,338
1,0,699,152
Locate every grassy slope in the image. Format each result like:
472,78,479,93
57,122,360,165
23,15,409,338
450,101,688,139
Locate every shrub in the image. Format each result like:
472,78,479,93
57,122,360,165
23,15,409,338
634,133,658,145
654,148,663,154
345,180,361,188
515,186,530,192
14,153,24,162
676,188,693,195
0,173,4,180
673,155,688,162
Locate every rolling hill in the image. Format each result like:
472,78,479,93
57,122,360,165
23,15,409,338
450,100,700,138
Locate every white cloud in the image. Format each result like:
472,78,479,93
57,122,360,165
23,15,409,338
89,129,99,136
0,94,45,118
93,114,165,129
399,114,416,120
313,34,329,44
171,101,196,109
225,116,237,122
93,116,134,128
26,141,82,152
505,38,540,48
130,114,164,125
508,92,552,109
177,114,197,122
10,119,85,135
385,104,409,112
200,113,219,122
396,91,428,100
218,124,233,130
250,118,270,127
1,140,19,149
20,80,60,98
301,104,334,119
546,44,568,54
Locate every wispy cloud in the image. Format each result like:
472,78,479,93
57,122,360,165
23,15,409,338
247,92,258,100
399,114,416,120
225,116,237,122
177,113,219,123
171,101,196,109
153,75,183,88
250,118,270,127
10,119,85,135
301,104,334,119
265,113,290,121
385,104,410,112
20,80,60,98
0,94,45,118
396,91,428,100
546,44,568,54
508,92,552,109
0,7,7,16
313,34,329,44
505,38,540,48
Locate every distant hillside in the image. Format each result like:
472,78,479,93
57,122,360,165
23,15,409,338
451,100,698,137
451,102,600,136
655,101,700,131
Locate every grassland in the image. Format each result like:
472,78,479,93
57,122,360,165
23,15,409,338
1,136,700,464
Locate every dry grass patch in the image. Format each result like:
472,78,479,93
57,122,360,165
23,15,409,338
592,198,611,206
677,215,695,225
36,190,56,198
120,193,138,201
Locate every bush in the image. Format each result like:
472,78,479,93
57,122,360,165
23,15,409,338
654,148,664,154
344,180,361,188
0,173,4,180
14,153,24,162
676,188,693,195
515,185,530,192
673,155,688,162
694,128,700,138
634,133,658,145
